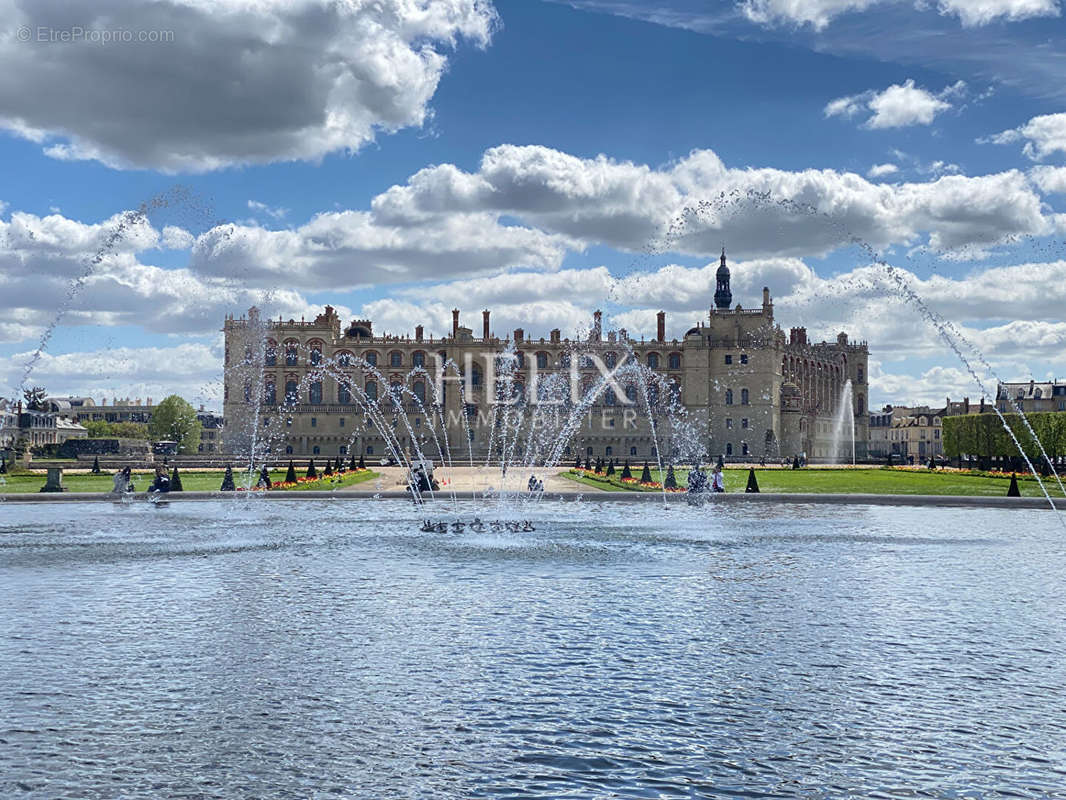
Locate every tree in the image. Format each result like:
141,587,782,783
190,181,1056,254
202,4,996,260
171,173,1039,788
23,387,47,410
111,421,149,439
285,460,297,483
148,395,202,454
84,420,112,438
170,467,184,491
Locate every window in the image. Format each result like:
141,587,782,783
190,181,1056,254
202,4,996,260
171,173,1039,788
602,352,615,369
340,445,347,455
741,388,749,405
365,352,378,367
726,418,733,429
286,417,293,427
366,446,374,455
726,443,733,455
647,353,659,369
580,354,593,369
338,381,352,404
725,354,733,365
285,343,298,366
337,352,352,367
536,352,548,369
471,365,482,387
365,381,378,401
742,442,749,456
559,354,571,368
630,447,637,456
606,446,613,456
265,343,277,366
338,418,345,429
625,385,638,404
243,382,252,402
857,366,864,383
264,383,276,405
415,417,421,428
390,351,402,368
668,353,681,370
313,446,320,455
740,354,748,365
857,394,865,414
725,389,733,405
413,380,426,404
412,351,425,368
284,380,298,404
310,417,317,428
309,347,322,366
742,418,748,429
309,381,322,405
516,351,525,368
285,445,293,454
586,446,593,455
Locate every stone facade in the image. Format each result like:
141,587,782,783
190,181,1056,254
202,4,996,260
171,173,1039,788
222,255,869,463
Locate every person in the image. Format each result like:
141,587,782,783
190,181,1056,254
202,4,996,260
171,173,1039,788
149,464,170,493
527,474,538,492
711,464,725,493
256,465,272,489
112,466,134,495
687,464,707,494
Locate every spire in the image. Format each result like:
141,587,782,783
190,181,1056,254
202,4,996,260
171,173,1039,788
714,246,732,310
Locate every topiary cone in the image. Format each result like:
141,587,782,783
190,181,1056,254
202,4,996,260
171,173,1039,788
358,454,366,470
220,466,235,491
621,460,632,480
91,456,101,474
170,466,183,491
306,459,317,479
745,468,759,493
323,462,333,476
640,462,652,483
285,460,297,483
606,459,615,477
664,464,677,489
1007,473,1021,497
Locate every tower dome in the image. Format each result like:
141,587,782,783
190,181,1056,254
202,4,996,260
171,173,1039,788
714,247,732,310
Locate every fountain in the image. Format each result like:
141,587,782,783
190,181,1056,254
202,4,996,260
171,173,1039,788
829,379,855,465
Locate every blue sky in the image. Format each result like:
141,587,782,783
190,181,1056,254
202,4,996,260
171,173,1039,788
1,0,1065,410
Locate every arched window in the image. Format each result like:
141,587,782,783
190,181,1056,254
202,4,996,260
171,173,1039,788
512,382,525,404
857,393,865,414
605,388,617,406
741,388,749,405
559,353,571,368
285,340,299,366
389,380,404,402
630,446,637,456
264,382,276,405
309,341,323,366
337,351,353,367
364,351,378,367
313,445,320,455
413,380,426,404
515,351,525,368
536,352,549,369
243,382,251,402
366,445,375,455
365,381,378,401
725,389,733,405
647,352,660,369
284,380,298,404
412,351,426,368
580,354,593,369
389,351,403,368
339,445,347,455
338,380,352,405
309,381,323,405
726,442,733,456
625,385,638,404
471,365,482,387
265,340,277,366
668,353,681,370
285,445,293,454
605,352,617,369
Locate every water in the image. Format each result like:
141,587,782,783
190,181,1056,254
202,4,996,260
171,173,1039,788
829,379,855,465
3,500,1066,798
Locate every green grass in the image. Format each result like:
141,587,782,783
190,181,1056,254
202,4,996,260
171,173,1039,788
0,469,378,494
560,467,1066,498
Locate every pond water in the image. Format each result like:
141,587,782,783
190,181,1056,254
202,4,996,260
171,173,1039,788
2,499,1065,798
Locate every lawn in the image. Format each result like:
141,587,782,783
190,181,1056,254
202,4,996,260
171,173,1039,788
561,467,1066,498
0,468,378,494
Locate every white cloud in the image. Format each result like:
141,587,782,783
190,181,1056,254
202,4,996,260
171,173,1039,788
161,225,195,250
0,0,497,172
1029,165,1066,193
935,0,1059,26
984,113,1066,160
868,163,899,178
825,79,956,129
247,201,289,221
738,0,1058,28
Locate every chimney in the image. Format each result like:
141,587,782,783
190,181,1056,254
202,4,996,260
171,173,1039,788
762,286,771,309
656,311,665,342
593,310,602,341
452,308,460,337
550,328,561,344
514,328,524,343
415,324,424,341
964,397,970,414
483,309,491,341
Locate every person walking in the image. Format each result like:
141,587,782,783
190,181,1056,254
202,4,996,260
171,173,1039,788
711,464,725,493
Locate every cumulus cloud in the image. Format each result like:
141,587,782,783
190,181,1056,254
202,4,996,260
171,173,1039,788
0,0,497,171
935,0,1059,26
1029,165,1066,194
825,80,960,129
984,112,1066,160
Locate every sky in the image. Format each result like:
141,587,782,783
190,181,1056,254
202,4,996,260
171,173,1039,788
1,0,1065,411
